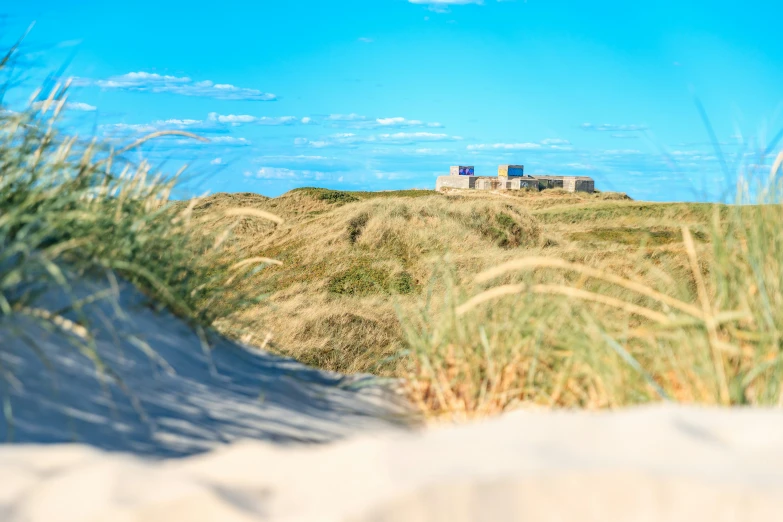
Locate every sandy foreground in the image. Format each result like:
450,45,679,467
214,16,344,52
3,405,783,521
2,273,783,521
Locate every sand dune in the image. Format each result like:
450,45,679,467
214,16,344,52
3,405,783,521
0,271,411,458
3,272,783,520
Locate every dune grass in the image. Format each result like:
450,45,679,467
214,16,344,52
401,159,783,419
193,191,555,374
184,172,783,421
0,47,280,389
191,188,695,377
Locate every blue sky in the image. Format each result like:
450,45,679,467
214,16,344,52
3,0,782,201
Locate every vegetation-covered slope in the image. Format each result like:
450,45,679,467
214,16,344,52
183,183,783,417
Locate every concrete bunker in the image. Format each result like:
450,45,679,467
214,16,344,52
435,165,594,193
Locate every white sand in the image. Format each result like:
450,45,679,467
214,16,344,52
3,271,783,520
3,405,783,521
0,271,411,456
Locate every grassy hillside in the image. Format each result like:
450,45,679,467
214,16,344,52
181,183,783,417
183,189,643,368
6,91,782,418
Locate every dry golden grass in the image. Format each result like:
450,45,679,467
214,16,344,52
191,188,698,374
195,191,547,374
185,164,783,421
405,174,783,419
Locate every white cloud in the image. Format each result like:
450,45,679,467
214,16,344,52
99,118,210,136
211,158,223,165
254,154,332,162
57,39,84,48
377,117,413,126
209,113,256,124
100,122,160,133
581,123,648,132
295,131,461,148
82,72,276,101
327,113,367,121
257,116,298,126
66,101,97,111
602,149,642,155
32,101,97,112
251,167,326,180
301,133,363,148
164,135,251,147
301,117,312,124
377,132,460,142
369,146,451,157
467,137,575,152
566,162,598,171
665,150,716,161
408,0,484,12
467,142,542,151
413,148,450,155
254,167,298,179
207,112,298,126
327,114,443,129
157,118,202,126
374,116,444,128
249,155,354,176
210,136,251,145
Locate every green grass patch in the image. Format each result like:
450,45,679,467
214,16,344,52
318,191,359,204
289,187,359,204
347,212,370,244
391,271,417,295
353,189,438,200
533,202,720,225
569,227,708,246
457,207,532,248
327,265,391,296
327,265,418,296
289,187,437,202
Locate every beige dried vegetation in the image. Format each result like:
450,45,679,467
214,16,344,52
182,174,783,419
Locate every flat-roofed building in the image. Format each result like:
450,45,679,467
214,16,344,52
435,166,594,193
449,166,475,176
534,176,565,190
436,175,477,191
562,176,595,193
498,165,525,177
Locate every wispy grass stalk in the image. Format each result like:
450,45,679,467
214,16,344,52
0,43,282,404
401,152,783,419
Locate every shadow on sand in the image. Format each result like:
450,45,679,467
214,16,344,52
0,271,414,458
